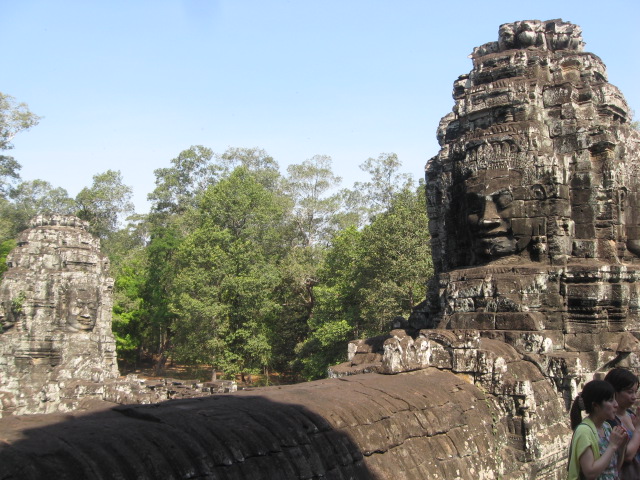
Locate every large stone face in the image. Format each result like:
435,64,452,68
0,215,119,416
429,20,637,268
339,18,640,478
424,19,640,342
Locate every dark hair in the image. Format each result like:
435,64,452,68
570,380,615,430
604,367,639,393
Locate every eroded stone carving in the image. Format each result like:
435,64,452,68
0,215,119,416
334,18,640,479
421,17,640,347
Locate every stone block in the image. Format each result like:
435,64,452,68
495,312,545,331
449,312,495,330
572,239,597,257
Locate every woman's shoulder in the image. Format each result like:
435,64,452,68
575,420,599,439
579,418,598,432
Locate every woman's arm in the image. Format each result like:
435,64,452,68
579,426,627,480
624,425,640,462
621,408,640,463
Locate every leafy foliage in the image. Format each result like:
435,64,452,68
148,145,217,216
353,152,415,220
0,238,16,277
285,155,343,247
0,92,41,198
3,180,75,234
169,167,289,378
293,185,433,379
112,248,147,364
76,170,135,241
66,144,433,383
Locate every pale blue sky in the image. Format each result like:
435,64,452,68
3,0,639,213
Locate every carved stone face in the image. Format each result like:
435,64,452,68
460,169,529,264
624,189,640,258
498,24,515,51
466,182,518,259
64,287,98,332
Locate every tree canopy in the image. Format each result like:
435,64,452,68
0,121,434,382
0,92,41,198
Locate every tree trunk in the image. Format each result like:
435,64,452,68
153,331,169,376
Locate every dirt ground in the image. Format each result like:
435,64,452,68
119,361,298,387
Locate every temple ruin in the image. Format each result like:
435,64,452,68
1,19,640,479
0,215,119,415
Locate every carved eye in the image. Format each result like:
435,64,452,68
531,184,546,200
494,191,513,210
466,193,484,215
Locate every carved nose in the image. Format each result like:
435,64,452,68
479,201,501,228
480,217,501,227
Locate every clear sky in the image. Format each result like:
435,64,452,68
3,0,639,213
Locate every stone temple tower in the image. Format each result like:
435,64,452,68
410,18,640,384
337,19,640,476
0,215,119,416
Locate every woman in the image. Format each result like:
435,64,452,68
604,368,640,479
568,380,628,480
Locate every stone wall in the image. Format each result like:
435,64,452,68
1,369,541,480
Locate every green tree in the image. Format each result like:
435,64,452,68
109,218,182,371
148,145,217,216
113,146,284,372
0,92,41,197
270,155,347,373
292,225,363,379
111,247,147,365
142,222,183,372
0,92,41,267
170,167,289,379
218,147,281,192
355,184,432,335
75,170,135,242
350,152,414,221
285,154,343,247
125,146,219,368
0,238,16,276
295,185,432,379
1,180,75,234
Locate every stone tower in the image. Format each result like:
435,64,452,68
339,19,640,476
0,215,119,416
406,19,640,381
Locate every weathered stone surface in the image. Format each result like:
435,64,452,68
0,370,529,480
411,16,640,392
0,215,119,416
331,18,640,479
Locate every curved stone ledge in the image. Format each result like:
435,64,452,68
0,369,547,480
